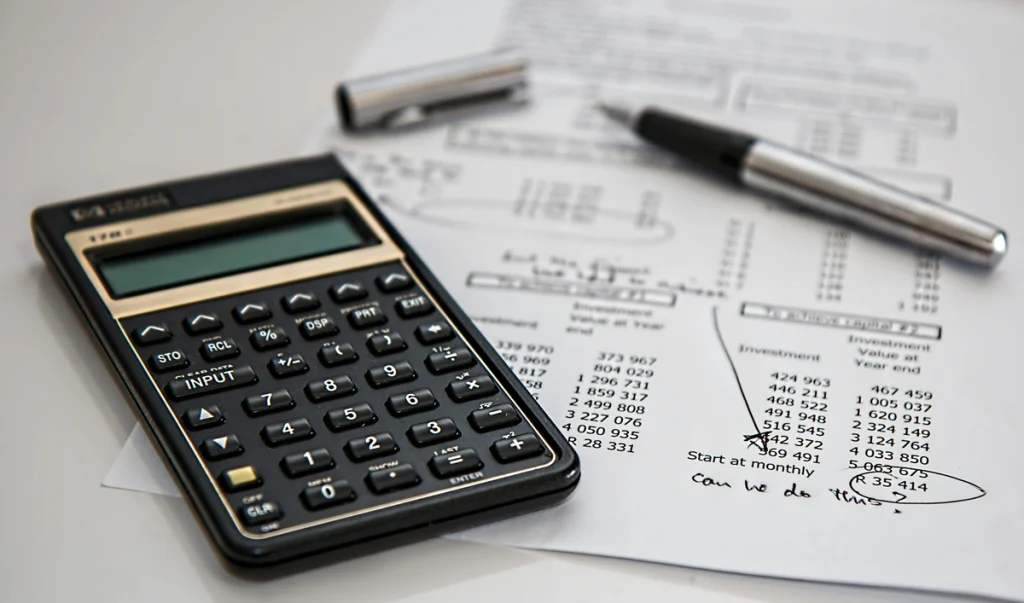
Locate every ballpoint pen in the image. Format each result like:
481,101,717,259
597,102,1008,267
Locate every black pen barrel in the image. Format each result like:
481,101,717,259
635,108,756,182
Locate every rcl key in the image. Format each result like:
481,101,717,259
200,338,240,361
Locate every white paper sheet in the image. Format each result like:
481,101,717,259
391,557,762,603
107,0,1024,599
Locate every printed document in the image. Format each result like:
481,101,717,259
107,0,1024,599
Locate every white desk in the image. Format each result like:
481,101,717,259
0,2,972,601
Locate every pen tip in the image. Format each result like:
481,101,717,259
595,101,638,128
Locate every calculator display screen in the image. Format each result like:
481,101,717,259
95,211,374,298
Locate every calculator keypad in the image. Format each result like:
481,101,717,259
120,261,554,535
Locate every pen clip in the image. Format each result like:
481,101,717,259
337,48,530,132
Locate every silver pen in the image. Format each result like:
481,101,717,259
598,102,1008,267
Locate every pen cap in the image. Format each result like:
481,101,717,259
336,47,529,131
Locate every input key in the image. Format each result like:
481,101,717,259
165,365,257,400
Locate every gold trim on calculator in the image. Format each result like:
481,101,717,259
66,179,557,540
66,181,402,318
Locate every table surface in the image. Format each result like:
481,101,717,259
0,2,975,601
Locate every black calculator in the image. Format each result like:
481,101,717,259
32,155,579,565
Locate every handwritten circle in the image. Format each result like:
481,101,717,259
850,465,985,505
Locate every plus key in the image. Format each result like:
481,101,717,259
491,434,543,463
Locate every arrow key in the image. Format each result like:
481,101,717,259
183,405,224,430
233,302,271,324
376,272,413,292
415,322,454,344
132,323,172,346
184,313,222,335
282,292,320,314
330,282,368,303
201,434,243,460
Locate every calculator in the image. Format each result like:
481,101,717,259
31,155,579,565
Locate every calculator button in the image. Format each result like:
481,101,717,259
268,353,309,378
469,404,521,432
426,348,476,374
366,362,416,388
299,316,339,340
318,342,358,366
220,466,261,492
183,405,223,430
305,375,357,402
395,295,433,318
429,449,483,478
149,349,189,373
302,481,355,510
282,292,320,314
261,418,315,447
183,313,222,335
407,418,460,447
446,375,497,402
366,464,420,494
200,338,240,362
166,365,257,400
367,332,407,356
200,435,243,460
330,282,368,303
282,448,334,477
242,389,295,416
345,433,398,462
491,434,543,463
250,326,290,351
233,302,271,324
132,324,171,346
347,305,387,329
239,501,282,526
324,403,377,432
415,322,454,344
376,273,413,292
386,388,438,416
